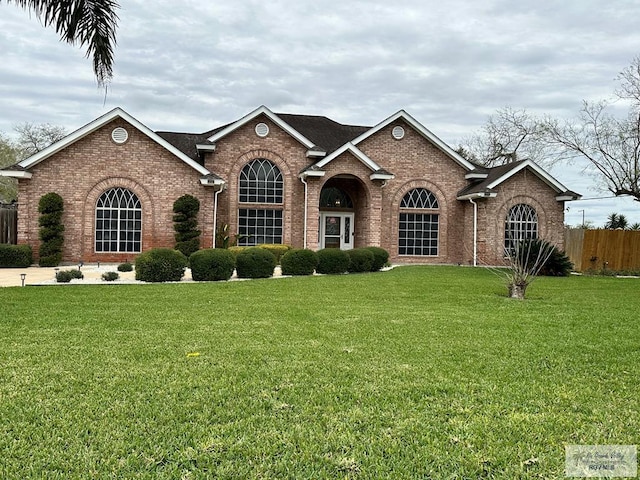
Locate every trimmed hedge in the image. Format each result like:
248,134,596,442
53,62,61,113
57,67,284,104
101,271,119,282
316,248,350,274
189,248,236,281
347,248,375,273
364,246,389,272
258,244,291,263
117,262,133,272
56,269,83,283
38,192,64,266
235,247,276,279
0,244,32,268
135,248,187,282
280,249,318,276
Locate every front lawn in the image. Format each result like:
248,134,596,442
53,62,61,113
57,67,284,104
0,266,638,478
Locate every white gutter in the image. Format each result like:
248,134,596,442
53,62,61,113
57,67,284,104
300,175,309,249
469,198,478,267
212,187,223,248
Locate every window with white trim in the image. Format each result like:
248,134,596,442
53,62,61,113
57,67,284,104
95,188,141,252
504,203,538,251
398,188,439,256
238,159,284,245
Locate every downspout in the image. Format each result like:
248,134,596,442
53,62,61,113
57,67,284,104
300,175,308,249
212,186,222,248
469,198,478,266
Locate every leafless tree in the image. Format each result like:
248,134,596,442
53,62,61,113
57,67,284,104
13,123,67,158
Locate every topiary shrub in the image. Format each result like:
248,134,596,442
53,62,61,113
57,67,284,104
347,248,374,273
316,248,350,274
0,244,32,267
364,246,389,272
56,269,83,283
280,249,318,276
38,192,64,266
189,248,236,281
117,262,133,272
102,271,119,282
135,248,187,282
258,244,291,263
173,194,201,257
235,247,276,279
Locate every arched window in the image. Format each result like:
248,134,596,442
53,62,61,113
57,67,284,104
320,187,354,209
95,188,141,252
504,203,538,251
239,158,283,203
398,188,439,256
238,159,283,246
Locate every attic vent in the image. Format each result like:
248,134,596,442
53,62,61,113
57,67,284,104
255,122,269,137
111,127,129,144
392,126,405,140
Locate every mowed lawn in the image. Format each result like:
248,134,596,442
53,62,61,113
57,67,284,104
0,266,638,479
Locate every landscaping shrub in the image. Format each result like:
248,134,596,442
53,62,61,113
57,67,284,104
117,262,133,272
258,244,291,263
235,247,276,279
280,249,318,276
0,244,32,268
347,248,375,273
56,269,83,283
102,271,119,282
38,192,64,266
520,238,573,276
316,248,350,274
364,246,389,272
189,248,236,281
135,248,187,282
228,246,249,258
173,194,201,257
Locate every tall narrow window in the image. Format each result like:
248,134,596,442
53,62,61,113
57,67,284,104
95,188,142,252
398,188,439,256
504,203,538,251
238,159,283,246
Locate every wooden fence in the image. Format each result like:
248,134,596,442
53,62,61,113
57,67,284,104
564,228,640,271
0,203,18,245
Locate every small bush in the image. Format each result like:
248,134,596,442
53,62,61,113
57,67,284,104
0,244,33,268
135,248,187,282
235,247,276,279
316,248,350,274
364,247,389,272
189,248,236,281
117,262,133,272
38,192,64,266
347,248,375,273
520,239,573,276
56,269,83,283
258,244,291,263
102,271,119,282
280,249,318,276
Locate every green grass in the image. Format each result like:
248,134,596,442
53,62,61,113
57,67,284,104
0,266,638,479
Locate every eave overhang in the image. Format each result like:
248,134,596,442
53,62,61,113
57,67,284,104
0,170,32,179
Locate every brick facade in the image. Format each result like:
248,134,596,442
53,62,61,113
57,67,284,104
10,107,572,265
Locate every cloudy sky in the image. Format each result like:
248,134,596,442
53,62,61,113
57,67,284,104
1,0,639,226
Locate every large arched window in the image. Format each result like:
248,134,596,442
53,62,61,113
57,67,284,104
398,188,439,256
95,188,142,252
504,203,538,251
238,159,283,246
239,158,283,203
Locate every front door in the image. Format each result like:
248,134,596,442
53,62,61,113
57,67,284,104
320,213,354,249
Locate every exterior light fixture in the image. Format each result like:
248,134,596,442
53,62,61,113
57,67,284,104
20,273,26,287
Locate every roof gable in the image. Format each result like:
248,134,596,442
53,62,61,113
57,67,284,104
18,108,210,176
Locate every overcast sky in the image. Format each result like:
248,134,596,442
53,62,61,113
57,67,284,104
1,0,639,226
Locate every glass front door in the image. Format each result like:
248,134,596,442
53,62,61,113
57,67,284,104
320,213,354,249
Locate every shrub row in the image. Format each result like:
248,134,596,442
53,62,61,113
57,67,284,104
135,248,188,282
316,247,389,274
190,249,235,281
228,244,291,263
0,244,33,268
55,269,83,283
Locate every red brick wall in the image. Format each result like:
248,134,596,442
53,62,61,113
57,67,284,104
17,118,214,263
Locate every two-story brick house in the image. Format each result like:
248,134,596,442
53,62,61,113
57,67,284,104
1,106,579,265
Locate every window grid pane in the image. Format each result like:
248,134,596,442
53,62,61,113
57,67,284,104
239,159,283,204
398,213,439,256
504,203,538,252
238,209,283,246
95,188,142,253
